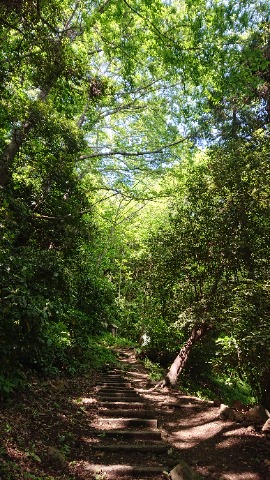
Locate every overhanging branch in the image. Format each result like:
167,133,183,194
80,136,190,160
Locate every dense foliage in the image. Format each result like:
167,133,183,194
0,1,269,408
133,135,269,405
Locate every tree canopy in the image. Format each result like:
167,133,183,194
0,0,269,408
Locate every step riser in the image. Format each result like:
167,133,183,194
97,390,139,396
97,391,136,396
97,397,141,402
97,378,131,382
97,388,140,398
98,409,148,418
98,378,131,381
82,464,164,478
95,430,162,441
98,394,139,400
99,379,126,383
96,385,135,395
98,418,158,428
96,383,132,387
92,444,168,452
98,402,145,409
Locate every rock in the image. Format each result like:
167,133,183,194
232,400,245,411
234,411,245,423
49,380,67,392
169,461,203,480
47,446,66,465
245,405,269,423
219,404,235,421
262,418,270,433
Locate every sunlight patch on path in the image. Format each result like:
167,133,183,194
169,420,226,448
219,473,261,480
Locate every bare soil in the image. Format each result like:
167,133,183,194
0,348,269,479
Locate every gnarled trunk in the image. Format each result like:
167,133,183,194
163,322,211,387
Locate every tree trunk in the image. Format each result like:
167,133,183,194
0,87,51,190
162,322,211,387
0,10,83,192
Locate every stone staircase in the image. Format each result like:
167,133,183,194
81,350,171,479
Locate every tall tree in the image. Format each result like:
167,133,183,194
133,133,269,405
1,0,270,397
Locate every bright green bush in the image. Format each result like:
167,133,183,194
86,338,117,370
143,358,165,381
139,317,185,361
100,332,137,349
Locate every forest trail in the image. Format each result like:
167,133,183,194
1,348,269,480
70,348,270,479
76,349,169,479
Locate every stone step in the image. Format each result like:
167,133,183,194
97,385,134,391
98,376,130,380
97,388,141,401
81,463,165,478
96,381,132,387
90,360,168,478
96,429,162,441
97,381,133,384
97,396,142,403
92,443,168,453
99,380,127,383
102,375,133,380
97,391,140,397
100,371,123,373
98,378,126,383
98,408,148,417
98,417,158,428
99,401,145,409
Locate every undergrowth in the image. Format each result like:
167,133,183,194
178,373,256,406
141,355,256,406
143,358,165,381
100,332,137,349
0,336,117,401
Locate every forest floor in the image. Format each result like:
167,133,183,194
0,348,270,480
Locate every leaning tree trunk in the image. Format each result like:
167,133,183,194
161,322,211,388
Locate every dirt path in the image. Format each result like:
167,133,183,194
115,349,270,480
126,357,270,480
70,348,270,479
0,348,269,479
72,360,168,479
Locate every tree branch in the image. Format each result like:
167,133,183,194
80,136,190,160
122,0,196,52
33,208,92,220
98,102,146,120
36,0,59,33
98,0,112,14
63,0,80,31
